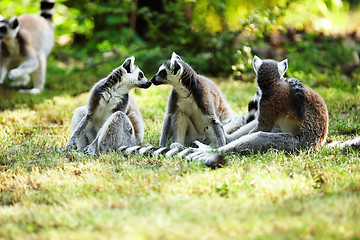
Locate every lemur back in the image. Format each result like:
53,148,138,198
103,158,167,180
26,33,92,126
250,56,328,147
65,56,151,155
245,77,306,124
0,0,55,94
150,52,241,147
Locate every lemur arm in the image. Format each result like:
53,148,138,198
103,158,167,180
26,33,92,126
65,114,92,151
160,91,177,146
209,117,227,147
84,135,99,156
159,115,173,147
225,119,258,144
172,111,188,146
249,100,276,134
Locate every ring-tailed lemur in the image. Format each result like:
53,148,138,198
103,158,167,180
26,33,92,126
65,56,151,155
245,87,261,124
182,56,331,161
0,0,55,94
150,52,245,147
225,57,317,143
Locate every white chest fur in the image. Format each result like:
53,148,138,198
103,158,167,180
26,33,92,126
177,96,210,135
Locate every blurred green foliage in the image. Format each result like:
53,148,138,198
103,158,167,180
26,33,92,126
1,0,359,81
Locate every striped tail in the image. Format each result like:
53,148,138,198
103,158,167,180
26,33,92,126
285,78,306,121
245,87,261,123
118,145,226,169
40,0,55,21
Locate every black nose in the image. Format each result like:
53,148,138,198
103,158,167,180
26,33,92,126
139,80,152,89
144,81,152,88
151,75,162,86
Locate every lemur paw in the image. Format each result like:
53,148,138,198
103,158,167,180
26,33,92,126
64,143,76,152
19,88,41,94
227,115,246,128
234,115,246,126
170,142,184,149
192,140,212,151
8,69,22,80
84,146,96,156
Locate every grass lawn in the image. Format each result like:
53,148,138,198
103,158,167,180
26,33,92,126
0,55,359,239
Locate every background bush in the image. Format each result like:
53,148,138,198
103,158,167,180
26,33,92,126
1,0,359,82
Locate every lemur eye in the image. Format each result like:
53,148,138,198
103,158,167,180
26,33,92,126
159,70,166,77
138,72,144,80
0,26,7,34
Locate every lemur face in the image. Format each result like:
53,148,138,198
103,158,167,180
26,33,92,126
0,17,20,40
121,56,151,89
151,52,184,86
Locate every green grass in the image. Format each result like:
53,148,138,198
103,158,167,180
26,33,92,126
0,55,359,239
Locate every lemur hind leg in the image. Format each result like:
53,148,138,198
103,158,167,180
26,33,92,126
84,111,138,155
19,54,47,94
219,131,300,154
225,119,258,143
70,106,97,150
71,106,88,133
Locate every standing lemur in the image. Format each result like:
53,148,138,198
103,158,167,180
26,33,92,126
65,56,151,155
150,52,245,147
0,0,55,94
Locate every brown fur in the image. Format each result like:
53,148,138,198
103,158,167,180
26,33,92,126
18,14,54,55
302,86,329,147
257,81,328,147
257,82,296,131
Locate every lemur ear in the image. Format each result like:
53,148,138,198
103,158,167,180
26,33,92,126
171,52,182,61
173,60,181,75
278,59,288,77
253,55,262,75
170,52,181,68
9,17,19,29
170,52,183,75
122,56,135,73
0,15,4,21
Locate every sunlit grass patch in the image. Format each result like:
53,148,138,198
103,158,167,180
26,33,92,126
0,67,359,239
